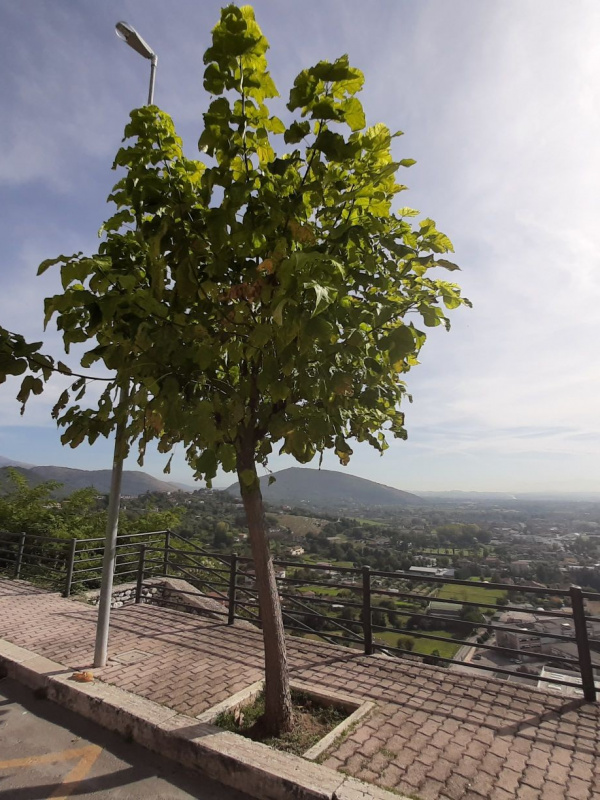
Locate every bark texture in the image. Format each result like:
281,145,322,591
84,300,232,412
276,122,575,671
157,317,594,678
236,440,293,735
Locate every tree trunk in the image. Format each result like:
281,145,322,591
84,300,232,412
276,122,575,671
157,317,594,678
236,441,293,736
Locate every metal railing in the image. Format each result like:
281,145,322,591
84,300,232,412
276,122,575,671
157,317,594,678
1,529,598,702
0,529,169,597
134,538,600,703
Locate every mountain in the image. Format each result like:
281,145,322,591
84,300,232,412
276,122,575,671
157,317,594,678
226,467,423,510
0,464,190,498
0,455,35,469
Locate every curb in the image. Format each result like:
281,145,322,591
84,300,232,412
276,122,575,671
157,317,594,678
0,638,404,800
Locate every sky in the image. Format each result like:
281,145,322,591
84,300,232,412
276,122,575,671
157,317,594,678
1,1,599,494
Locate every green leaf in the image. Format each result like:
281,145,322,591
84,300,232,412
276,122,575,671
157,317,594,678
437,259,461,271
284,121,310,144
341,97,366,131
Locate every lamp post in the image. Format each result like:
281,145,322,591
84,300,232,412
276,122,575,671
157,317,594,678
115,21,158,105
93,23,158,669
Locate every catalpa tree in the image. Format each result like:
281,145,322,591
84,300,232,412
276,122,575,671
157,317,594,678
39,5,469,734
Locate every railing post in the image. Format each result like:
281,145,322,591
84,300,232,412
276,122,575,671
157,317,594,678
14,532,26,579
135,545,147,604
63,539,78,598
228,552,238,625
569,585,596,702
163,529,171,577
362,565,373,655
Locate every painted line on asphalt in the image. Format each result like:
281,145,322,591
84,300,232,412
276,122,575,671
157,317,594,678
0,744,102,799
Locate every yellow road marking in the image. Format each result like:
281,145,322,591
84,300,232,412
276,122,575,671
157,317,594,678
0,744,103,799
47,745,102,800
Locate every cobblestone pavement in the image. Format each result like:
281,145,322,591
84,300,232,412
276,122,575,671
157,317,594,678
1,579,599,800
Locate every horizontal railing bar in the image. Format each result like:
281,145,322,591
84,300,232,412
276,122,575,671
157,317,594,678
167,554,230,577
362,585,575,617
162,556,228,583
71,566,106,576
279,592,364,611
19,565,64,576
370,569,572,596
162,560,229,602
372,643,588,688
1,533,68,543
111,559,141,570
154,584,230,599
385,609,579,642
21,553,65,564
149,597,230,617
75,532,167,546
283,624,360,646
112,569,142,579
271,576,362,591
274,559,358,573
372,623,582,668
167,534,232,567
581,590,600,600
280,593,363,641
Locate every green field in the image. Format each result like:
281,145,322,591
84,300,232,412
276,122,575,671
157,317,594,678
436,579,506,605
373,629,460,659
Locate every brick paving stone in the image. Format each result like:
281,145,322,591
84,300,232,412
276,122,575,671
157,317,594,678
553,749,574,769
379,762,404,787
523,766,547,790
2,579,600,800
418,778,447,800
571,760,594,783
480,752,504,777
416,747,441,768
495,767,522,796
517,786,542,800
428,757,454,783
489,789,515,800
547,762,572,786
565,777,591,800
402,760,429,789
455,755,482,780
540,783,566,800
444,774,471,800
470,769,496,798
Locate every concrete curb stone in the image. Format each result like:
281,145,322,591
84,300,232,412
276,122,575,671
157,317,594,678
0,638,405,800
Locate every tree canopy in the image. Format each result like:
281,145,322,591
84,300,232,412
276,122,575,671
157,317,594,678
38,4,469,485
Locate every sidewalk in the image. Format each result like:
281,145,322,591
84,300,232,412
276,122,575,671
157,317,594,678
1,579,599,800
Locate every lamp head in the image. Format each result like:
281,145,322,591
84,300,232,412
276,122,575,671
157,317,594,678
115,21,155,60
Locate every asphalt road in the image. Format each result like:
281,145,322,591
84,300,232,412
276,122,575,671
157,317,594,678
0,677,253,800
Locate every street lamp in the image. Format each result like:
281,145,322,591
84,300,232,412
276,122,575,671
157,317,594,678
93,23,158,669
115,21,158,105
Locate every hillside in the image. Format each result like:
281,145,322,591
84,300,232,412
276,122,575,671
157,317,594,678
0,464,188,498
0,455,34,469
226,467,423,510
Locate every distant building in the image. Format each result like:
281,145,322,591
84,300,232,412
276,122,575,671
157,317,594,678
427,600,461,619
408,566,455,578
